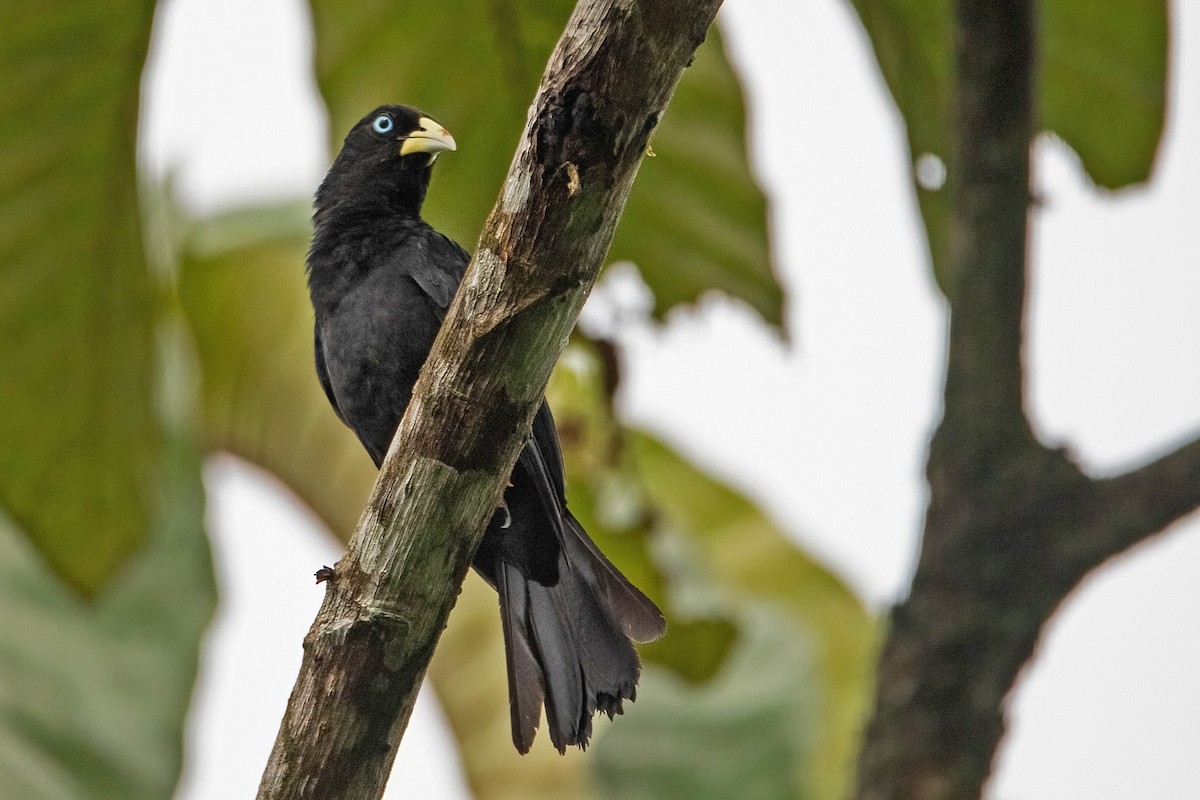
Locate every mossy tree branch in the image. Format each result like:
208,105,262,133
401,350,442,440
854,2,1200,799
255,2,722,799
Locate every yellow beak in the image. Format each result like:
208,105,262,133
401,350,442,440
400,117,457,157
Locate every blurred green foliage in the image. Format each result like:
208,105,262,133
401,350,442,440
0,438,214,800
0,0,160,595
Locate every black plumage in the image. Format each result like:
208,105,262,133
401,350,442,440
307,105,666,753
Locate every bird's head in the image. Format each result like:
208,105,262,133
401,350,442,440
315,104,457,220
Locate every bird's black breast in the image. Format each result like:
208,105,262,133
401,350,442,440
310,222,469,466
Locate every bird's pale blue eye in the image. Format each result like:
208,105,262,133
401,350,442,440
372,115,394,134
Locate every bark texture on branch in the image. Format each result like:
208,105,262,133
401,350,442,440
853,2,1200,799
255,3,721,799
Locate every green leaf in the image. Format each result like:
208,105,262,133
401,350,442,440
0,435,216,800
308,0,783,327
593,608,815,800
611,26,782,326
637,617,739,684
848,0,1168,291
548,341,873,798
1041,0,1168,187
623,432,875,800
0,0,160,593
177,203,378,538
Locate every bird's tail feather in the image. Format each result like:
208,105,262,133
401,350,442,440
496,513,666,754
561,515,667,645
497,562,545,754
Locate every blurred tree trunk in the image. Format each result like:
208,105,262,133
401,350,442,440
853,2,1200,798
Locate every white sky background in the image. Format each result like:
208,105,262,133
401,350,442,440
141,0,1200,798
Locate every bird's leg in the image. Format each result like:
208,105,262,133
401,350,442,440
496,482,515,529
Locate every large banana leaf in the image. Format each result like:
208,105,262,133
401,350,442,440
0,436,215,799
589,431,874,800
0,0,160,594
0,5,218,796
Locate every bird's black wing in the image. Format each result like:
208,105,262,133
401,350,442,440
314,223,465,467
313,324,347,427
405,230,469,318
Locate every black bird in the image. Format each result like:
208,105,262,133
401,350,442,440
307,105,667,753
